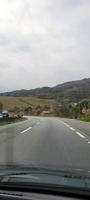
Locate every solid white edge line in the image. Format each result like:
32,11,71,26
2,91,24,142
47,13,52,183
76,132,85,138
21,127,32,134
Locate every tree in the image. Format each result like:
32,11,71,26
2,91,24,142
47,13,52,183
24,106,32,114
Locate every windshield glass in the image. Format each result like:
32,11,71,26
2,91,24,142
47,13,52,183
0,0,90,193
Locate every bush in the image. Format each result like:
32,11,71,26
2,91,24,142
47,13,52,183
80,115,90,122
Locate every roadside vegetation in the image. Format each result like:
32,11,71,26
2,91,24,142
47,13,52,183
0,96,56,125
0,78,89,122
0,117,27,126
0,96,55,110
55,99,90,122
0,99,27,126
0,96,90,123
80,116,90,122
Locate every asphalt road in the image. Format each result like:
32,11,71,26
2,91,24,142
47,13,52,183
0,116,90,171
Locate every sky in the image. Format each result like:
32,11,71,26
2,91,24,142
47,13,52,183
0,0,90,92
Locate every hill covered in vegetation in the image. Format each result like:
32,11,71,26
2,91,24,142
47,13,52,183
0,78,90,102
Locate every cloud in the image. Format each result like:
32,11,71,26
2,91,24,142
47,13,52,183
0,0,90,91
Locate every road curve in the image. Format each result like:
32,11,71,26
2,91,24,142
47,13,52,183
0,116,89,171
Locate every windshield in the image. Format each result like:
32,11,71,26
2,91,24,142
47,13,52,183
0,0,90,194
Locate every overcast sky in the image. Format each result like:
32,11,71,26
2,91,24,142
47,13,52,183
0,0,90,92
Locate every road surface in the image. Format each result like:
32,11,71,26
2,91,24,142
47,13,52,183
0,116,90,171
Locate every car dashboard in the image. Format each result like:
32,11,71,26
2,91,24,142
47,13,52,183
0,189,88,200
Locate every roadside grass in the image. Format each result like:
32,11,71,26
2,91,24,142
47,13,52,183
0,96,55,110
80,115,90,122
0,117,27,126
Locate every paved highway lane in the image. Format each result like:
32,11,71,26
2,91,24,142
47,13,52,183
62,118,90,137
0,117,89,171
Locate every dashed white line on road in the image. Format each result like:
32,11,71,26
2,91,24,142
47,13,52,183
63,122,67,125
62,121,90,142
70,127,75,131
21,127,32,134
76,132,85,138
65,124,70,127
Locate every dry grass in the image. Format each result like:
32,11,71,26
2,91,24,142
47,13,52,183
0,96,56,111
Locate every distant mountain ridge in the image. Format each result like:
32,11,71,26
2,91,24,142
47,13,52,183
0,78,90,102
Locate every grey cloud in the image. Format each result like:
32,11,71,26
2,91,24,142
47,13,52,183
0,34,10,46
0,0,90,92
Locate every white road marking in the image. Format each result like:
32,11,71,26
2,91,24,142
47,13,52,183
70,127,75,131
65,124,70,127
62,121,88,142
76,132,85,138
63,122,71,128
21,127,32,134
63,122,67,125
